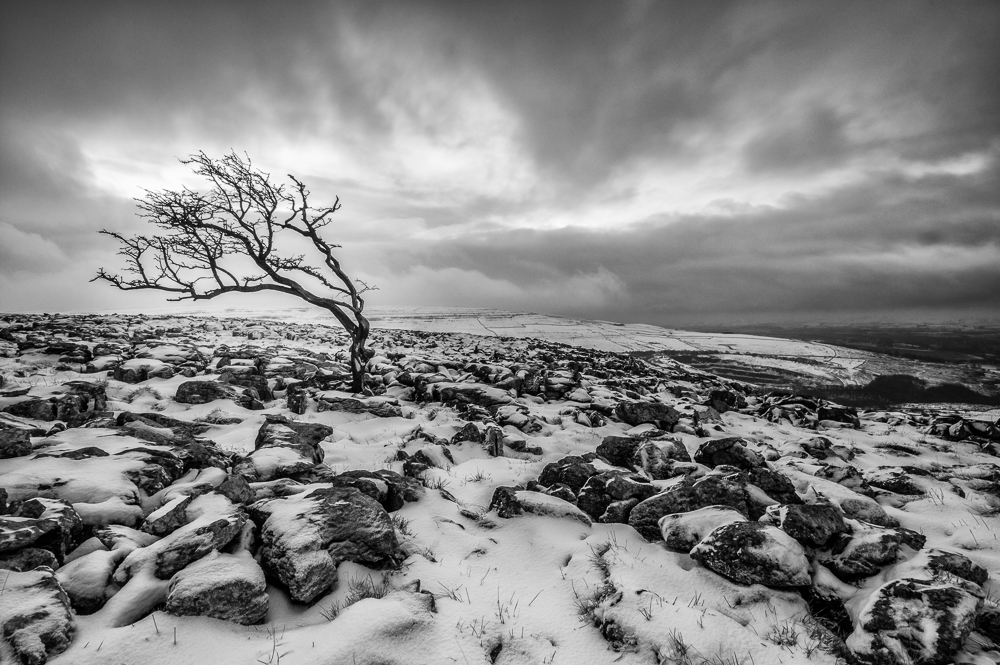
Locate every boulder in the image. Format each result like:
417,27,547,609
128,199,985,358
140,495,193,537
0,547,58,572
821,521,926,579
628,474,750,541
614,400,681,429
746,467,801,506
115,510,246,582
846,578,982,665
693,437,763,471
690,522,811,588
55,549,119,614
0,568,75,665
576,471,657,523
634,441,688,480
489,488,592,526
595,436,640,469
0,499,82,564
537,455,598,493
233,415,332,482
250,486,398,604
862,469,924,496
659,506,747,553
165,551,268,625
924,548,988,587
766,503,846,548
0,428,31,459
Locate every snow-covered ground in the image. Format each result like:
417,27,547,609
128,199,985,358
1,312,999,665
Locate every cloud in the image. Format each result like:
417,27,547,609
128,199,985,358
0,222,67,272
1,1,999,322
379,157,1000,324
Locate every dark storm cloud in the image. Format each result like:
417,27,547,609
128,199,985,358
2,1,999,321
384,159,1000,322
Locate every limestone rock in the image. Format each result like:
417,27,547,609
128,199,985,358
537,455,598,493
576,471,656,523
821,521,926,579
693,437,763,471
165,551,268,624
659,505,747,553
846,577,982,665
0,568,75,665
0,428,31,459
690,522,811,588
766,503,847,548
614,400,681,429
250,486,398,604
115,510,246,582
628,474,749,541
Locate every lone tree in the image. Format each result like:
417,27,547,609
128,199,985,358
94,151,374,392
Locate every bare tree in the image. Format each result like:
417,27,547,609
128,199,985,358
93,151,375,392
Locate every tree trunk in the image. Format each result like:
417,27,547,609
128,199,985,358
349,316,370,393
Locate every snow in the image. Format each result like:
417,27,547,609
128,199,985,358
3,309,1000,665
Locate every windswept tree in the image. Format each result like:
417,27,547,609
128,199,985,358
94,151,374,392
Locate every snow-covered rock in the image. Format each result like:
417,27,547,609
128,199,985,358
846,577,982,665
0,568,75,665
690,522,811,587
250,486,399,603
659,505,747,553
165,551,268,624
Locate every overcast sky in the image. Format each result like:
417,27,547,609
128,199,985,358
2,0,999,326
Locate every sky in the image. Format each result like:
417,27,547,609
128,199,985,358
1,0,999,327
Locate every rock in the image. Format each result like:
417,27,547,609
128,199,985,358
0,547,58,572
141,495,193,537
489,489,591,526
233,415,332,482
0,428,31,459
451,422,483,445
693,437,763,471
690,522,811,588
628,474,750,541
924,548,988,586
165,551,268,625
978,605,1000,643
634,441,684,480
821,521,926,579
55,549,119,614
746,467,801,506
814,465,873,495
537,456,598,493
863,469,924,496
174,380,261,409
576,471,656,523
0,499,82,564
846,578,982,665
115,510,246,582
316,395,403,419
0,568,75,665
596,436,640,469
250,486,399,603
614,400,681,429
659,506,747,553
766,503,846,548
706,389,743,414
216,474,255,505
488,486,523,518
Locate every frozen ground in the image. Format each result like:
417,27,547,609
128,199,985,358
1,311,999,665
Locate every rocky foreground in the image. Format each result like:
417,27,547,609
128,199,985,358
1,313,999,665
